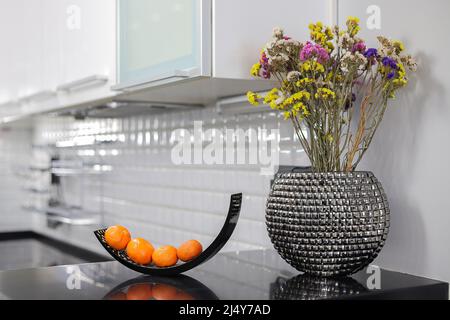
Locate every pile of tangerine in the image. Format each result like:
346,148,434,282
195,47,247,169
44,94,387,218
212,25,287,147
104,225,203,267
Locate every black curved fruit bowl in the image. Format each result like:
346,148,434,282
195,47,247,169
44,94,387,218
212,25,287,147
94,193,242,276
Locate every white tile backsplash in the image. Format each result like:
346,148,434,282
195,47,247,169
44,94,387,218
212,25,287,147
27,104,309,253
0,127,33,231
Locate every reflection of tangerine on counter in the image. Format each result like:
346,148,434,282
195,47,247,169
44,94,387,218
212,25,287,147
107,291,127,300
152,245,178,267
105,225,131,250
174,291,195,300
106,283,196,300
126,238,155,265
177,240,203,262
126,283,154,300
152,283,179,300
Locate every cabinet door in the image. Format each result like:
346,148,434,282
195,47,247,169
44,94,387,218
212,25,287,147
0,0,44,103
59,0,116,85
41,0,64,90
116,0,210,88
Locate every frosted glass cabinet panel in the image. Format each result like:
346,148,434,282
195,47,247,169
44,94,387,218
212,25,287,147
117,0,210,88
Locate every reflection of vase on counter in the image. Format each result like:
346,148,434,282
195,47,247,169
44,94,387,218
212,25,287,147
270,274,367,300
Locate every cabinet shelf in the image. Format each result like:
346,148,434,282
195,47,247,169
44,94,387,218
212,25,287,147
115,77,277,106
0,77,275,125
45,206,100,226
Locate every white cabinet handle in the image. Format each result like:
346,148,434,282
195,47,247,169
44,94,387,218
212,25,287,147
57,75,109,92
113,68,200,92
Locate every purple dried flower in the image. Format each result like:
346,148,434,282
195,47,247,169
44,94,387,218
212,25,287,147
364,48,378,59
382,56,397,69
387,71,396,80
259,52,271,79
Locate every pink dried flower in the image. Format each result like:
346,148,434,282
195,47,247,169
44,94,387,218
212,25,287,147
352,41,366,53
299,42,329,64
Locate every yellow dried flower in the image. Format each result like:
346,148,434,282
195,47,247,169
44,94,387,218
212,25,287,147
296,78,315,87
281,92,308,109
302,61,325,73
346,16,360,36
325,27,334,39
293,102,310,117
263,88,280,105
325,133,334,142
346,16,360,25
315,88,336,100
250,63,261,77
393,40,405,53
284,111,291,120
247,91,261,106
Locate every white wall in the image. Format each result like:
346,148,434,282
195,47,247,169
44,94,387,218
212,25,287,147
338,0,450,283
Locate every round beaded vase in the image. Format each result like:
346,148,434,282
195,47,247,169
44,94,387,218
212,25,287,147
266,171,390,277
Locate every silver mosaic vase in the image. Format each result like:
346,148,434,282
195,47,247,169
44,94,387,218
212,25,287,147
266,171,390,277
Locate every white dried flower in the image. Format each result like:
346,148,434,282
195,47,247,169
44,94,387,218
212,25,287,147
407,57,418,72
354,52,367,63
275,95,285,105
272,27,284,39
338,33,355,49
279,52,289,61
287,71,301,81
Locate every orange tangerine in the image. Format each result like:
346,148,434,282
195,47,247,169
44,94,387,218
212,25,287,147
152,284,178,300
126,284,153,300
177,240,203,262
105,225,131,250
126,238,154,265
152,245,178,267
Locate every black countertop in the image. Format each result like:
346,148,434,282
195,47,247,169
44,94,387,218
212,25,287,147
0,249,447,300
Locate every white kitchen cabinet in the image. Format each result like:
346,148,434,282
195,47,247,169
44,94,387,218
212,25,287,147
1,0,117,122
116,0,208,88
1,0,334,121
0,0,45,113
58,0,115,86
114,0,333,105
53,0,117,110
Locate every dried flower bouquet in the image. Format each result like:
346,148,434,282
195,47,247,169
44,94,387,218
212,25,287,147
248,17,417,172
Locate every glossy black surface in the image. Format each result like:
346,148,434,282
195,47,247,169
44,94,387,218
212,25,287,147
0,249,447,300
0,231,108,271
95,193,242,276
